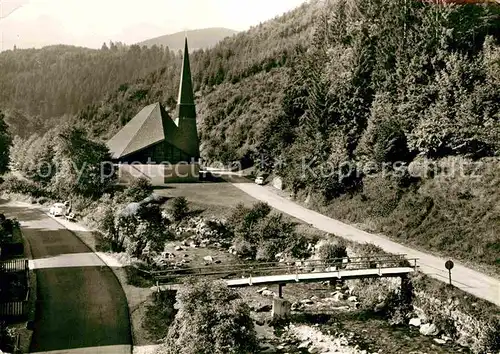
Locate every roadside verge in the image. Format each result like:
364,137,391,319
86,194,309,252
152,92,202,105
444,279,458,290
43,209,156,354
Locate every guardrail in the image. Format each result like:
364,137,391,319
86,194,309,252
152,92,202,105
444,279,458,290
0,289,29,319
0,259,29,273
152,254,418,284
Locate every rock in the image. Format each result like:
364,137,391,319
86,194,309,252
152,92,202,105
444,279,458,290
420,323,439,336
255,319,265,326
409,318,422,327
332,292,345,301
214,259,222,264
189,242,198,248
203,255,214,263
256,287,268,294
272,176,284,190
261,290,276,297
291,302,304,311
298,341,311,349
434,338,446,345
308,347,319,354
441,335,452,342
311,295,319,301
347,296,358,302
256,304,272,313
174,246,183,251
300,299,314,305
276,344,285,350
374,301,386,313
259,344,276,353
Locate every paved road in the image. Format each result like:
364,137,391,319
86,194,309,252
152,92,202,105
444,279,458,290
232,183,500,307
0,201,131,353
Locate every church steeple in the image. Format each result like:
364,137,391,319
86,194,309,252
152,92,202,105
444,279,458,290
174,37,200,160
176,37,196,119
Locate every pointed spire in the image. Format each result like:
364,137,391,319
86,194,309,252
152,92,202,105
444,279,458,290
176,37,196,119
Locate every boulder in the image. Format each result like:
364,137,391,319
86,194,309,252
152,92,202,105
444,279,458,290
272,176,284,190
203,255,214,263
433,338,446,345
256,304,272,313
262,290,276,297
409,318,422,327
174,246,183,251
347,296,358,302
298,341,311,349
256,287,268,294
441,335,452,342
332,292,345,302
420,323,439,336
291,302,304,311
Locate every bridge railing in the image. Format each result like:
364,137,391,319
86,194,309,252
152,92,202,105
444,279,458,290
152,254,418,284
0,259,29,273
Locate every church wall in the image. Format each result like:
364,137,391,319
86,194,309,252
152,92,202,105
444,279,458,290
116,163,200,185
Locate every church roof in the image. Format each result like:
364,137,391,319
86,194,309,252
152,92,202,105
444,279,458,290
107,37,199,161
107,103,166,159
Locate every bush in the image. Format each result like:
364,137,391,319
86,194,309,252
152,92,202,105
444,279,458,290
170,197,189,222
256,240,282,261
233,236,256,259
1,176,49,198
143,290,177,341
125,266,154,288
159,280,258,354
124,177,153,202
317,240,348,265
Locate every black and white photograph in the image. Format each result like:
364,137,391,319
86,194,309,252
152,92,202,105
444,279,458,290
0,0,499,353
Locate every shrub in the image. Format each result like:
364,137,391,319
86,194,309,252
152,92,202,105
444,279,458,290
125,266,154,288
143,290,178,341
170,197,189,222
124,177,153,202
232,236,256,259
317,240,348,266
159,280,258,354
256,240,283,261
0,321,15,353
1,176,48,198
288,234,312,259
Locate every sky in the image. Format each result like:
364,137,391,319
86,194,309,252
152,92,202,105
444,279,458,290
0,0,307,51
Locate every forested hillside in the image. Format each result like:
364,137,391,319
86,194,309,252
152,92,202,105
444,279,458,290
75,0,500,272
0,42,179,137
2,0,500,272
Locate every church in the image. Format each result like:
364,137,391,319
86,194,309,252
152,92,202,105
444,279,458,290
107,38,200,183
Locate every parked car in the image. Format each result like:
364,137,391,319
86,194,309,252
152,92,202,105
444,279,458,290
255,176,265,185
65,213,77,222
49,203,67,217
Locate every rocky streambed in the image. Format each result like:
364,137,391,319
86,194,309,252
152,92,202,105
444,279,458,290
244,283,472,354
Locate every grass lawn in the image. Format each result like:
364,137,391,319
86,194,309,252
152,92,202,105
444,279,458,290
154,182,258,218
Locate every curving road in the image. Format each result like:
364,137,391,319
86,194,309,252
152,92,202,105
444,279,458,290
232,183,500,307
0,200,131,354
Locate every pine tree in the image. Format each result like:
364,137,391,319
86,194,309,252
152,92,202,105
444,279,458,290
0,111,12,174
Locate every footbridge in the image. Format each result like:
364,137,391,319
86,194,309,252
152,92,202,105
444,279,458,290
152,254,418,295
